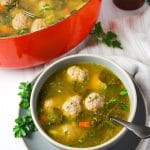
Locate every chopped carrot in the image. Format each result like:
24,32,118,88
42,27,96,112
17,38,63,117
39,114,48,122
0,26,13,33
79,122,90,128
0,4,4,12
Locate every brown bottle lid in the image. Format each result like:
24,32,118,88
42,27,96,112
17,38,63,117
113,0,145,10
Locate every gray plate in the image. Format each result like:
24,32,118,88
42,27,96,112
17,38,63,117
21,83,148,150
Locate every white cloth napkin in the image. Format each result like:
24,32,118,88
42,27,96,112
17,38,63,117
77,7,150,150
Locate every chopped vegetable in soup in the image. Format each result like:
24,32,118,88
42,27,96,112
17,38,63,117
0,0,89,37
37,62,130,148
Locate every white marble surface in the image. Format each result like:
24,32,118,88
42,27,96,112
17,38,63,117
0,0,148,150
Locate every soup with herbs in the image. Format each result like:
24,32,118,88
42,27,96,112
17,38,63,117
0,0,89,37
37,62,130,148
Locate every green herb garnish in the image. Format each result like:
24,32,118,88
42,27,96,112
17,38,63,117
18,29,29,35
119,103,128,111
83,77,89,85
120,89,128,96
109,98,118,104
13,116,37,138
73,79,88,92
13,82,37,138
41,4,50,11
78,139,84,143
48,108,64,125
104,98,128,111
48,114,59,123
18,82,32,109
91,22,122,49
104,84,108,91
99,83,108,96
87,131,95,138
39,4,50,17
48,114,58,120
104,98,117,109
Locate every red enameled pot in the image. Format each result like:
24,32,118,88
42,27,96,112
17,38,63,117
0,0,102,69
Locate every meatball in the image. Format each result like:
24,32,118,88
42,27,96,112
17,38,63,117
67,66,88,82
84,92,104,111
0,0,14,6
31,18,47,32
12,12,31,30
62,95,82,117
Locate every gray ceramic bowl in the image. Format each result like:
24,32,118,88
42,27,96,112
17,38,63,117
30,54,137,150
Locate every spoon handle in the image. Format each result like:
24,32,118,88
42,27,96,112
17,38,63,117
110,117,150,139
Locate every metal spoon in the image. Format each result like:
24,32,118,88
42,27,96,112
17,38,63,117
110,117,150,139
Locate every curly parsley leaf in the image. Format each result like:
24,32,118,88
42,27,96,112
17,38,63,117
91,22,123,49
104,98,128,111
20,99,30,109
18,82,32,109
41,4,50,11
104,98,117,110
13,116,37,138
18,28,29,35
102,32,122,49
119,103,129,111
120,89,128,96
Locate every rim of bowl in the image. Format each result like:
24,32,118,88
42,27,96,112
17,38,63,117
30,54,137,150
0,0,91,40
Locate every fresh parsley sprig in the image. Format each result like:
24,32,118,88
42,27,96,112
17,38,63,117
91,22,123,49
13,82,37,138
18,82,32,109
104,98,128,111
18,29,29,35
13,116,37,137
120,88,128,96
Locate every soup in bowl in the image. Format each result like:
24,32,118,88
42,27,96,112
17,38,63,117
30,54,137,149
